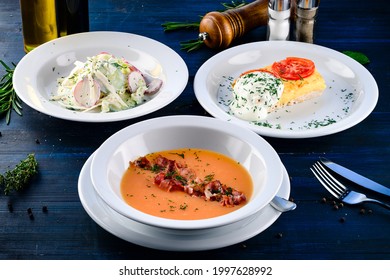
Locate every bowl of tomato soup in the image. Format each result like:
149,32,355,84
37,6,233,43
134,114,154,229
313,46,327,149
90,115,283,230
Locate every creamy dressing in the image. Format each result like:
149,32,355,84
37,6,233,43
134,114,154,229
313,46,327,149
230,71,284,121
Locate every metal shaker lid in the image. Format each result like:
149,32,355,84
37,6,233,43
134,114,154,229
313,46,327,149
297,0,320,9
269,0,291,11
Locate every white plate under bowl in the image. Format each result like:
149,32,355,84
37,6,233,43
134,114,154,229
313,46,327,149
79,153,291,251
90,115,283,230
194,41,378,138
13,31,188,122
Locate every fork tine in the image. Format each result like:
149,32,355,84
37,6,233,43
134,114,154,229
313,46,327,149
310,164,341,199
314,162,347,193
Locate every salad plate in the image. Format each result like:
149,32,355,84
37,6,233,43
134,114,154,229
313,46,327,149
78,152,291,251
194,41,378,138
13,31,188,122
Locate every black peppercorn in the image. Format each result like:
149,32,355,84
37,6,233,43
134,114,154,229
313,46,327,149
339,217,346,223
276,232,283,239
27,208,34,219
42,206,48,213
7,202,13,212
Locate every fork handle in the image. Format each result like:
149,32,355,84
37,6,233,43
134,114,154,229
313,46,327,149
365,198,390,210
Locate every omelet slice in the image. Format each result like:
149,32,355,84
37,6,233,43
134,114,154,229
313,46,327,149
261,65,327,109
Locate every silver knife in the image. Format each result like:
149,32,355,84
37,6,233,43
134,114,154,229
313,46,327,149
320,157,390,197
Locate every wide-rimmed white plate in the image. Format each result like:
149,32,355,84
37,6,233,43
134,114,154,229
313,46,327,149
194,41,378,138
13,31,188,122
90,115,283,230
78,152,290,251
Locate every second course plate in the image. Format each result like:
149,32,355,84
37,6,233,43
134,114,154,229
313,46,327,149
194,41,378,138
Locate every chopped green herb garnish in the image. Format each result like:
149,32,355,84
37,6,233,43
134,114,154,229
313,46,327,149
204,174,215,182
170,152,185,159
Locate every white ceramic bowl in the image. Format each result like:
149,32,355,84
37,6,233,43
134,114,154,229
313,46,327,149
90,115,283,230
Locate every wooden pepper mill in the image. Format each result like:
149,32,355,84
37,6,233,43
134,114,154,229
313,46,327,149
199,0,269,49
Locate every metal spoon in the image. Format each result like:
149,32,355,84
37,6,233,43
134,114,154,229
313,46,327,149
270,196,297,212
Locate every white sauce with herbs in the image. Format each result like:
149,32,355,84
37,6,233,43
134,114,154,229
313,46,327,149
230,71,283,121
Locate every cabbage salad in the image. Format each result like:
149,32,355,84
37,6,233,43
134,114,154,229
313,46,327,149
51,52,162,112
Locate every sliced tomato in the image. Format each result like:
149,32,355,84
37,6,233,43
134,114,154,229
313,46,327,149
271,57,315,80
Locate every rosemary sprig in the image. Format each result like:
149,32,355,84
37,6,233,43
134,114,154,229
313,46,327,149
221,0,247,9
0,60,22,124
0,154,38,195
162,21,200,32
162,0,247,52
180,38,205,52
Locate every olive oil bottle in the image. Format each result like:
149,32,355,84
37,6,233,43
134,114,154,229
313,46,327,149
56,0,89,37
20,0,58,53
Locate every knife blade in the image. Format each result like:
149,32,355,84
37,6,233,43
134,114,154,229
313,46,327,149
320,157,390,197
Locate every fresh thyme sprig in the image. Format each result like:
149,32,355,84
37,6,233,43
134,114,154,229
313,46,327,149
0,60,22,124
162,1,247,52
0,154,38,195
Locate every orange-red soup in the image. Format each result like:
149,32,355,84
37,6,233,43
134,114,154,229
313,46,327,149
120,148,253,220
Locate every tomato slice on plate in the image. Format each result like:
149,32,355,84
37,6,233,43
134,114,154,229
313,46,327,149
271,57,315,80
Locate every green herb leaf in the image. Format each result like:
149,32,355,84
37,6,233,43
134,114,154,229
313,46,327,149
342,51,370,65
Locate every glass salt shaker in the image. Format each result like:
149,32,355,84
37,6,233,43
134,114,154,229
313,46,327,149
295,0,320,43
267,0,291,41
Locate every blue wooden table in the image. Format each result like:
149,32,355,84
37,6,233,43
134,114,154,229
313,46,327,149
0,0,389,260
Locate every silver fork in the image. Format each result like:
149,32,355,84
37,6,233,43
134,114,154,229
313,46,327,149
311,162,390,210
